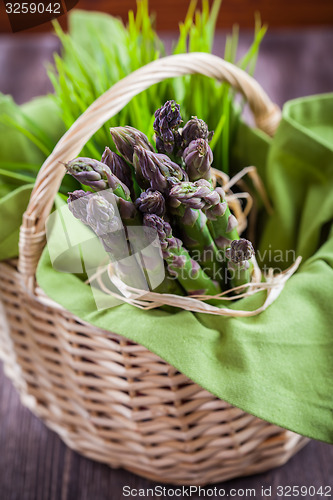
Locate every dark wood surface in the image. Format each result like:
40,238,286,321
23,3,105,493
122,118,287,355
69,0,333,30
0,30,333,500
1,0,333,33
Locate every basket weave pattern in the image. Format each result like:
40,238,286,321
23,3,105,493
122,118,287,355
0,262,307,485
0,54,308,485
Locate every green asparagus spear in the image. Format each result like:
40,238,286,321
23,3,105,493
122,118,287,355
101,146,136,198
133,146,187,192
153,100,183,157
225,239,254,289
182,138,213,182
168,181,222,281
173,179,240,250
206,186,240,250
168,180,256,289
180,116,214,151
110,126,154,165
135,188,166,217
65,157,131,201
68,191,180,297
143,214,221,296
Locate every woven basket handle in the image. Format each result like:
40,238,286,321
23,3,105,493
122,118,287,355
18,52,281,287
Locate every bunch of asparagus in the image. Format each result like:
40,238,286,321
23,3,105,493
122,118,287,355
66,100,254,298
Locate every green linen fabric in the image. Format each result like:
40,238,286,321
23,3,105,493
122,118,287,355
0,93,66,197
0,185,33,259
0,94,65,164
0,94,332,443
0,93,62,256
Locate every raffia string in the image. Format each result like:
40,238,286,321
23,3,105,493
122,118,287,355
98,257,302,315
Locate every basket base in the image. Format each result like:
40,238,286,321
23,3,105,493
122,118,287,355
0,260,308,485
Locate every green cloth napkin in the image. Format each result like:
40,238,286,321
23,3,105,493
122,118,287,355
1,94,332,444
0,93,68,198
0,93,60,254
0,185,33,259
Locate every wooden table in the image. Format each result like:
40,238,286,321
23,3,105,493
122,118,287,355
0,29,332,500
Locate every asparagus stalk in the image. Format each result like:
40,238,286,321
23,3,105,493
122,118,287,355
135,188,166,217
153,100,183,156
171,205,221,282
143,214,221,296
67,189,93,222
169,179,221,211
65,157,131,201
101,146,136,198
206,186,240,250
181,116,214,151
133,146,188,192
178,117,237,250
67,191,126,260
168,180,255,289
68,190,180,297
225,239,254,289
109,126,154,165
172,179,240,250
68,190,148,291
133,148,219,281
68,190,131,258
168,181,222,281
114,187,179,294
183,138,213,182
84,193,149,291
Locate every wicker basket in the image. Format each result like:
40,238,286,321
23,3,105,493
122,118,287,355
0,53,308,486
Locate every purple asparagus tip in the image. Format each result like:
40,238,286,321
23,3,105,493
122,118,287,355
181,116,214,150
183,139,213,182
110,126,154,164
101,146,134,194
226,239,254,263
169,179,220,210
135,188,166,217
65,157,112,191
67,189,93,223
133,146,188,193
86,194,121,236
153,100,183,155
143,214,173,253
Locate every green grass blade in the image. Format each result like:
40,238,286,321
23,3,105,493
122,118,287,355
0,116,51,156
209,113,226,151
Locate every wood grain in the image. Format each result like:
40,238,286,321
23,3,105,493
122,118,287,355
74,0,333,29
0,0,333,34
